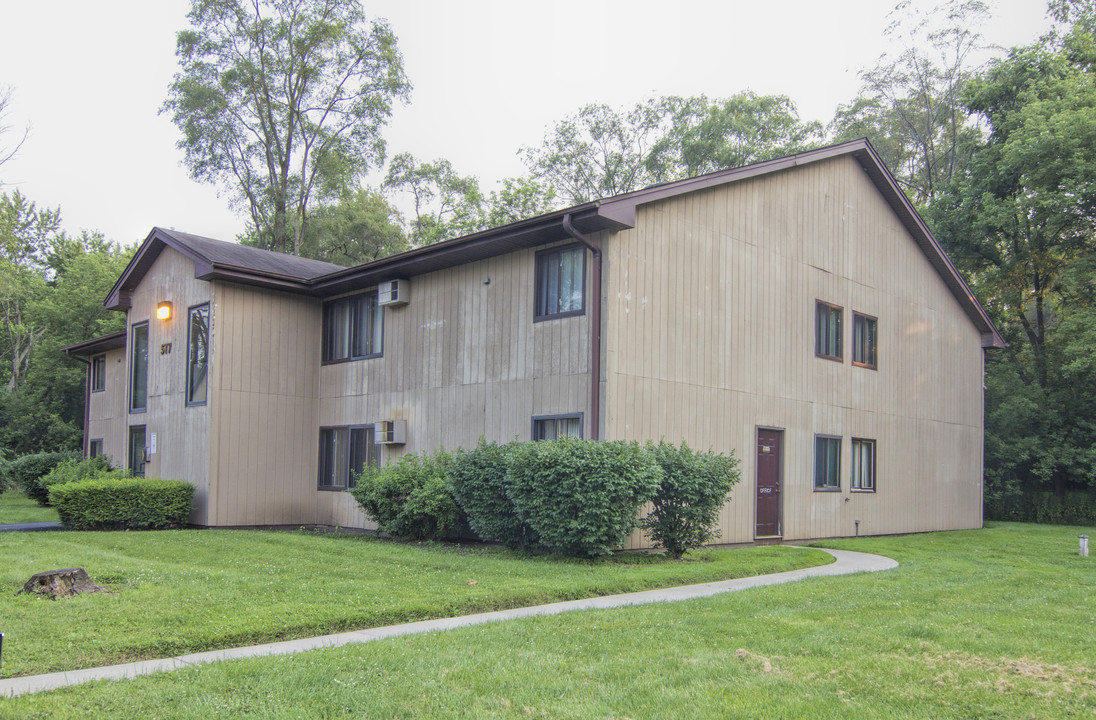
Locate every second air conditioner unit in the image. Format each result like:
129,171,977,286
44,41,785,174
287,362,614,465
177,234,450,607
374,420,406,445
378,279,409,307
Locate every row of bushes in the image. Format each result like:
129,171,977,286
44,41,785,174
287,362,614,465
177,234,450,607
986,491,1096,525
3,452,195,530
352,437,740,558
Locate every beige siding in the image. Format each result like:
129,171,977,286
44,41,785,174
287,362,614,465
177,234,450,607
604,155,985,547
206,282,322,527
317,242,593,528
86,347,127,465
122,248,212,523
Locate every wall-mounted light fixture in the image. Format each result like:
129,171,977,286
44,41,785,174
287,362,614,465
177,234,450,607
157,301,173,321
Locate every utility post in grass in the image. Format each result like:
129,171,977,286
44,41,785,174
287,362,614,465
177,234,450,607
1081,535,1089,557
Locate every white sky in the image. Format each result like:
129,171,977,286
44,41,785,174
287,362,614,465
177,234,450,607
0,0,1052,247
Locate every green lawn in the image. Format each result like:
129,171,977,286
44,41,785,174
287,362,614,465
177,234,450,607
0,489,59,524
0,528,828,677
3,522,1093,719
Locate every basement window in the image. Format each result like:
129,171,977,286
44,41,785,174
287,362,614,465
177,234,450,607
532,414,583,440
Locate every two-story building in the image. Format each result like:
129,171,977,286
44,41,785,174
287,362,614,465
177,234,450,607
64,139,1004,546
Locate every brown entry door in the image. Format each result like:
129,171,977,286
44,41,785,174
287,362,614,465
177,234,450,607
755,429,782,537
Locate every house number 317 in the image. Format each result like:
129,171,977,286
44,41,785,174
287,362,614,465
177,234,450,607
161,343,172,355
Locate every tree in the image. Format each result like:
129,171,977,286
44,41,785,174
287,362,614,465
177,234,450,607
483,177,556,228
830,0,991,206
522,95,821,205
647,93,822,181
0,86,28,183
164,0,410,256
383,153,485,245
927,14,1096,502
296,188,408,265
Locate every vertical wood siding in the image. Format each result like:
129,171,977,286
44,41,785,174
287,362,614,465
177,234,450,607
317,243,592,528
604,156,985,547
86,347,127,465
122,249,212,523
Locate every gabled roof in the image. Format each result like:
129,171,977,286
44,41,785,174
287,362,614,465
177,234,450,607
106,139,1004,348
105,228,345,310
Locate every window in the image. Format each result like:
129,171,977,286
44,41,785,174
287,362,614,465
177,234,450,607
852,312,877,369
129,426,146,477
130,323,148,412
187,304,210,405
814,435,841,490
322,291,383,363
91,355,106,392
815,302,842,361
318,425,377,490
851,438,876,492
89,439,104,458
532,414,583,440
535,245,585,320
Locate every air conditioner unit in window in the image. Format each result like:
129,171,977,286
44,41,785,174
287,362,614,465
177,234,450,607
374,420,406,445
378,279,409,307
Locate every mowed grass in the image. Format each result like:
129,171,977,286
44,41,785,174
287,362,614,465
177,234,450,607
3,522,1094,719
0,528,829,677
0,489,59,524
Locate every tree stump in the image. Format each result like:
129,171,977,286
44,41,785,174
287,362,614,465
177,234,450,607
17,568,105,599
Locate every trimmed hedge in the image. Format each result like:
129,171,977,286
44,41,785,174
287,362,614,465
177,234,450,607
447,439,537,550
639,441,740,558
50,477,195,530
351,449,468,540
11,451,81,505
507,437,662,557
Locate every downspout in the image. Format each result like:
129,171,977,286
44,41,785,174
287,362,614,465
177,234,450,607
562,214,601,440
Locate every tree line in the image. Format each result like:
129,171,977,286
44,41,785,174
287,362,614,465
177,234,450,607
3,0,1093,519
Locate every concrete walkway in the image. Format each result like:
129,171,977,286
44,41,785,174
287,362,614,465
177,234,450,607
0,547,897,699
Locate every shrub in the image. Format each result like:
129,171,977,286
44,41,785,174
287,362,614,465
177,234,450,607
10,451,81,505
507,436,662,557
639,440,740,558
39,456,121,494
448,439,537,549
0,456,11,493
350,449,467,540
50,477,195,530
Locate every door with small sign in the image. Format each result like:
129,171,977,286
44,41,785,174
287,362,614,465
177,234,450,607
755,428,782,537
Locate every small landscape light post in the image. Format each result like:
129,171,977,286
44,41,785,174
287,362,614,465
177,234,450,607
1081,535,1089,557
1,632,4,672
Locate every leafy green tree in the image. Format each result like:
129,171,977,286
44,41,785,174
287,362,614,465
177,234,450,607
295,188,408,265
483,177,556,228
830,0,990,205
383,153,485,245
522,95,820,205
646,93,822,181
928,13,1096,502
164,0,410,255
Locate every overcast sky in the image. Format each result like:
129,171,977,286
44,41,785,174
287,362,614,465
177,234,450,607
0,0,1052,247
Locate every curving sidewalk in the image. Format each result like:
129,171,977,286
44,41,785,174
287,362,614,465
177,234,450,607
0,547,897,699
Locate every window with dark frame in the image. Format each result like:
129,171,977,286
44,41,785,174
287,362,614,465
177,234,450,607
535,245,585,320
91,355,106,392
187,304,210,405
130,323,148,412
851,438,876,492
89,439,104,458
532,414,583,440
814,435,841,490
322,291,383,363
852,312,877,369
815,301,842,361
128,426,146,477
318,425,378,490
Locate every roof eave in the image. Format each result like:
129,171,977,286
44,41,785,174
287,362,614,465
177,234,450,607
62,330,127,357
